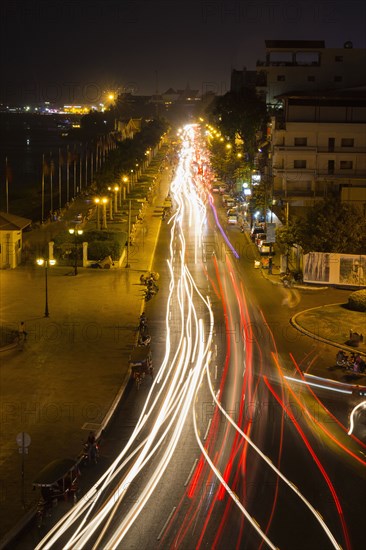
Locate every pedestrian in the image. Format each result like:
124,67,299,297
18,321,27,342
86,431,97,464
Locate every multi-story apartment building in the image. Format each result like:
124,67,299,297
256,40,366,106
269,90,366,213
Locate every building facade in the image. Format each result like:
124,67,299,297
269,91,366,212
0,212,32,268
256,40,366,107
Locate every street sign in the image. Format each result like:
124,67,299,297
266,223,276,243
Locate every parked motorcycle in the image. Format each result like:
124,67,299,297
138,333,151,346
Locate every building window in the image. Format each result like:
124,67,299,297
341,138,354,147
328,160,335,175
307,75,315,82
277,75,286,81
335,56,343,62
294,160,307,169
334,75,343,82
340,161,353,169
294,137,307,146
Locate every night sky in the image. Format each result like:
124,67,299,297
1,0,365,105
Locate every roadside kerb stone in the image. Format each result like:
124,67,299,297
291,303,366,357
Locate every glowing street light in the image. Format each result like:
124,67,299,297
68,228,83,275
102,197,108,229
36,258,56,317
113,185,119,213
94,197,101,230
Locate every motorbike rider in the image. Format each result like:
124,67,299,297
336,350,348,364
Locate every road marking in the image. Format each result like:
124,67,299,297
204,418,212,440
184,458,198,487
157,506,177,540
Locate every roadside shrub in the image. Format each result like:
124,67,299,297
347,289,366,312
87,239,123,261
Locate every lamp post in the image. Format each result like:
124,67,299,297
113,185,119,213
107,188,113,220
36,258,56,317
94,197,101,230
123,175,129,194
102,197,108,229
68,228,83,275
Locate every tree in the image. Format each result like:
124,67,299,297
295,199,366,254
209,89,267,163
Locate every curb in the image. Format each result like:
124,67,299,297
259,269,329,290
290,305,366,358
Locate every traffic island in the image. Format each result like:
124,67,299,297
291,303,366,354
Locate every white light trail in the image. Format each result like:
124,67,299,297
348,401,366,435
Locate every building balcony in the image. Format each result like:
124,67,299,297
273,167,366,180
273,145,366,154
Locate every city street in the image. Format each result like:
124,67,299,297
7,125,363,550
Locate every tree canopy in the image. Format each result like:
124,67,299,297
276,199,366,254
208,89,267,163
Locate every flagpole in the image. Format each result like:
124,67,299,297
79,144,82,193
66,145,70,203
41,153,45,222
50,152,53,214
58,148,62,210
85,147,88,189
5,156,9,213
73,146,76,198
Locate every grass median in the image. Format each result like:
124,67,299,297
294,303,366,352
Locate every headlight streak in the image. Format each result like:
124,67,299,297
348,401,366,435
285,375,353,395
192,370,278,550
200,353,343,549
36,126,218,550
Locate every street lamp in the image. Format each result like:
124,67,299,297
36,258,56,317
113,185,119,212
102,197,108,229
107,187,114,220
94,197,101,230
68,228,83,275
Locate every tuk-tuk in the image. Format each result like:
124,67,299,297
129,345,153,389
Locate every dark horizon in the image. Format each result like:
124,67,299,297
1,0,365,105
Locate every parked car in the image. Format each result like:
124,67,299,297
227,215,238,225
255,233,267,247
227,207,238,216
259,242,272,254
250,226,265,242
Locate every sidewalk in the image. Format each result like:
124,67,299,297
0,147,173,542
